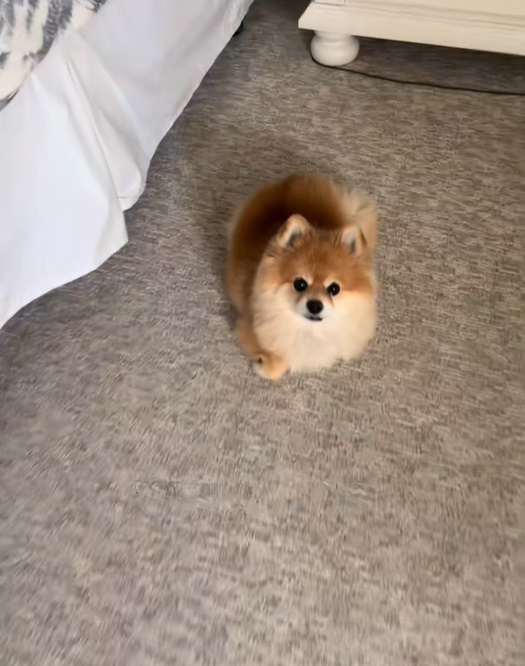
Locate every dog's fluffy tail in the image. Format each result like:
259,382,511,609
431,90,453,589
225,204,243,245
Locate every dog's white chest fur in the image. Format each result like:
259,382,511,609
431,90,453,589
254,292,376,373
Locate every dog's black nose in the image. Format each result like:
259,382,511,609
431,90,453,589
307,300,324,315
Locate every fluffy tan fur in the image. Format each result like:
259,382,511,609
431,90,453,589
226,174,377,380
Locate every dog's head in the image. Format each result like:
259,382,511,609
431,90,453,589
254,192,377,327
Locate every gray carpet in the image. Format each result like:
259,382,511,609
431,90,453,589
341,38,525,94
1,1,524,664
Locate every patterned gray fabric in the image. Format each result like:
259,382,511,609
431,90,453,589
0,0,107,104
0,0,524,664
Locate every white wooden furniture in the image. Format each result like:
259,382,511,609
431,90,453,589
299,0,525,66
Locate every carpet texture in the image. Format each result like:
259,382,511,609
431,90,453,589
341,38,525,94
1,1,524,664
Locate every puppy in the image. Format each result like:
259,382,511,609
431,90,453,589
226,174,377,380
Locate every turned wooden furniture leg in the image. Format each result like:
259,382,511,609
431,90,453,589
310,31,360,66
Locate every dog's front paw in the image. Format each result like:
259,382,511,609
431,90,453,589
253,354,287,381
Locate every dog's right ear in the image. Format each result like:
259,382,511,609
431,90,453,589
276,214,311,248
341,188,377,251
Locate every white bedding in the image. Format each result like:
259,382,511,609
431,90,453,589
0,0,108,105
0,0,253,328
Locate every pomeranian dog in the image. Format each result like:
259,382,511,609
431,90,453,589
226,174,377,380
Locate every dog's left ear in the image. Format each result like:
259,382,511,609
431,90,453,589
340,226,366,255
276,214,311,248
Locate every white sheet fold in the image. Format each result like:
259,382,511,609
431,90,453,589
0,0,252,328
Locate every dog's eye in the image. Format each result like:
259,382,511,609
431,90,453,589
327,282,340,297
293,278,308,292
